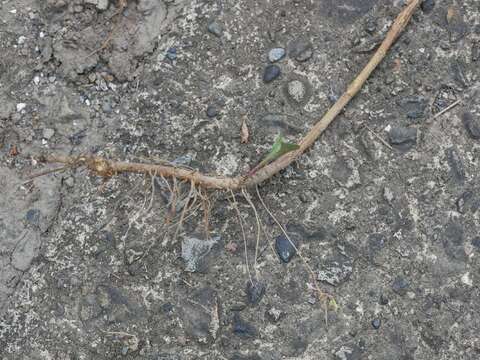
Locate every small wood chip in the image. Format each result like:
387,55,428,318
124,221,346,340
241,119,249,143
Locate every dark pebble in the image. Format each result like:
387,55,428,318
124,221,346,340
472,237,480,248
371,318,381,329
206,104,219,118
472,42,479,62
166,47,177,61
233,313,257,338
388,127,417,152
207,21,223,37
421,0,435,13
379,294,389,305
392,276,409,294
445,147,466,183
462,112,480,140
275,234,297,263
25,209,40,225
263,64,281,83
288,39,313,62
246,280,266,306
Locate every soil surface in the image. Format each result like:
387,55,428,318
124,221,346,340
1,0,480,359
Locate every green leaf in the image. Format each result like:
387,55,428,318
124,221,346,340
248,135,300,176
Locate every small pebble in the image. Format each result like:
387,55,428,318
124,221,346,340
102,102,113,113
379,294,389,305
392,276,409,294
421,0,435,13
275,234,297,263
288,39,313,62
263,64,281,83
16,103,26,112
471,237,480,248
207,21,223,37
246,280,265,306
462,112,480,140
371,318,381,329
166,47,177,61
43,128,55,140
268,47,286,62
25,209,40,225
206,104,218,118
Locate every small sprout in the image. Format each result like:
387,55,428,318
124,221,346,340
248,135,300,175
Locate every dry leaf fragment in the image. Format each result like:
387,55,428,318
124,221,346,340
241,119,249,144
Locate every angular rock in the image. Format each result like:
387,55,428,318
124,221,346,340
371,318,381,329
275,234,297,263
180,287,220,343
246,280,266,306
181,236,220,272
388,127,417,152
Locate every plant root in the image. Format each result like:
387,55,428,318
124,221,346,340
40,0,422,189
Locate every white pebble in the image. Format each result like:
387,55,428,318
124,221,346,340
16,103,27,112
18,36,26,45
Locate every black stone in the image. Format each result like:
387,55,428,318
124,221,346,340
166,47,177,61
263,64,281,83
455,190,474,214
206,104,219,118
472,42,479,62
275,234,297,263
288,39,313,62
371,318,381,329
246,280,266,306
421,0,435,13
445,147,466,184
392,276,409,295
233,313,257,338
388,127,417,152
462,112,480,140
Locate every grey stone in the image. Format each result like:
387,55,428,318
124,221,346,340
233,313,256,338
388,127,417,152
421,0,435,13
398,96,428,119
317,256,353,286
445,147,466,183
42,128,55,139
268,47,286,62
181,236,219,272
263,64,281,83
371,318,381,329
246,280,265,306
392,276,409,295
206,104,218,118
288,39,313,62
207,21,223,37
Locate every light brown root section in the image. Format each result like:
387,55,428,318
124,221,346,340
38,0,421,189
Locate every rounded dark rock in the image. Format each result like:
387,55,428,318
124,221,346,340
166,47,177,61
392,276,409,294
371,318,381,329
233,313,257,338
263,64,281,83
421,0,435,13
206,104,219,118
275,234,297,263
